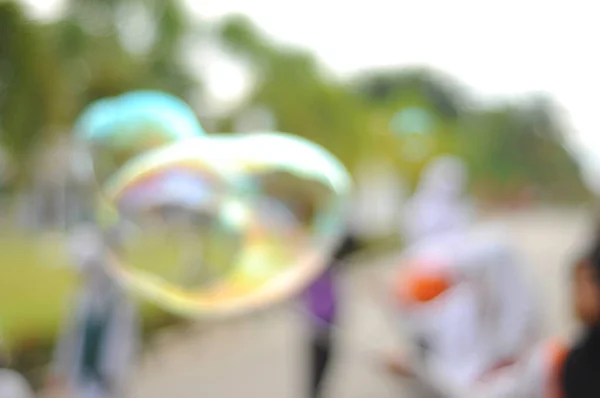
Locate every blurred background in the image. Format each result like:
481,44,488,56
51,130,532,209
0,0,598,396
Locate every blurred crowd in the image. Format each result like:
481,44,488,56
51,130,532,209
2,1,600,398
2,154,600,398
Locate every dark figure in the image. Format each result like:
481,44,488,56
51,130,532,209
562,227,600,398
304,233,361,398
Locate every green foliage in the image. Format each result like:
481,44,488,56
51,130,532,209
0,2,592,386
218,17,588,200
0,2,71,185
219,16,371,174
457,103,589,202
0,0,200,188
0,3,588,199
355,67,467,119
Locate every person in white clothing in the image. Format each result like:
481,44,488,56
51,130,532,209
400,155,473,246
384,155,549,397
45,224,140,398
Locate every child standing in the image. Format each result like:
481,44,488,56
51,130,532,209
46,224,140,398
304,233,360,398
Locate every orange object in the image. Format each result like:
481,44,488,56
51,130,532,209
545,338,569,398
394,263,453,305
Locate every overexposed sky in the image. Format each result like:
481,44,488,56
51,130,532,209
19,0,600,189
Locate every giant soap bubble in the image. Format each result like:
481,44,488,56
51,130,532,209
74,90,206,187
102,132,352,318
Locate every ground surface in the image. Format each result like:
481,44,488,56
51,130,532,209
127,207,591,398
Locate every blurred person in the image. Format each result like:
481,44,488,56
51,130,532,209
561,226,600,397
385,155,545,397
0,335,34,398
46,224,140,398
385,228,557,397
401,155,474,245
304,233,361,398
292,198,362,398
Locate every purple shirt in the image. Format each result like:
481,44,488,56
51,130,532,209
304,268,337,327
303,234,359,329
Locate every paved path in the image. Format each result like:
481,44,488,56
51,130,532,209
127,207,592,398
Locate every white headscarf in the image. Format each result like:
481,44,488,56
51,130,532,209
397,156,542,395
402,156,473,245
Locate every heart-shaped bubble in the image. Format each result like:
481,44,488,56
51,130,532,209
101,132,352,318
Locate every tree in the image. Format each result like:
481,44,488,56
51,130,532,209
218,15,370,173
457,103,589,202
351,68,469,187
0,0,203,187
0,1,72,186
56,0,200,109
354,67,468,119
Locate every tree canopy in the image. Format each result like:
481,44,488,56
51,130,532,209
0,2,590,202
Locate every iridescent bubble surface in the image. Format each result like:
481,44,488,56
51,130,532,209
74,90,206,187
102,133,352,318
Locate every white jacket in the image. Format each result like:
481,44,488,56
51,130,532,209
398,226,542,396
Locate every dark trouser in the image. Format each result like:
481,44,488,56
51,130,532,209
310,328,333,398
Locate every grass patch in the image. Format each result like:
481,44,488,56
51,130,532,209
0,231,181,350
0,232,76,349
0,228,397,389
0,230,185,388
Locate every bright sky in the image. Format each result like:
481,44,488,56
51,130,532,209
19,0,600,190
